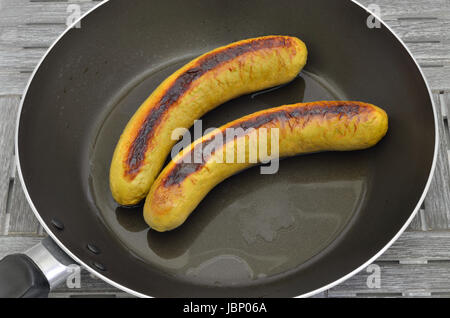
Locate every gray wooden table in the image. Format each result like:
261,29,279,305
0,0,449,298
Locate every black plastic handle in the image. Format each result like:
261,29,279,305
0,254,50,298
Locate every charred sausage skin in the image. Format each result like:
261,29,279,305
110,36,308,205
144,101,388,232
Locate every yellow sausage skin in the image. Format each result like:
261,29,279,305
110,36,307,206
144,101,388,232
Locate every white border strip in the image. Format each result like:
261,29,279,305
14,0,439,298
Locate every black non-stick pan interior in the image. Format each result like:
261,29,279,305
17,0,435,297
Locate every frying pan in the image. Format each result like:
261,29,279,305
0,0,437,297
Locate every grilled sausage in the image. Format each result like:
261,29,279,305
144,101,388,232
110,36,308,205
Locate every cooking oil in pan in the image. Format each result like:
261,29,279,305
89,58,371,286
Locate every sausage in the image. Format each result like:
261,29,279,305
110,36,308,205
144,101,388,232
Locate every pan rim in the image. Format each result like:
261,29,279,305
14,0,439,298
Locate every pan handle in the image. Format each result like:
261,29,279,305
0,237,78,298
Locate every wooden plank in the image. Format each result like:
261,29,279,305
0,46,47,71
0,236,42,258
419,60,450,92
407,208,427,231
0,96,20,235
358,0,450,19
0,72,32,95
444,92,450,119
378,231,450,261
423,93,450,229
328,262,450,297
0,97,41,237
387,19,450,40
405,42,450,60
0,0,99,26
7,171,42,235
328,231,450,296
0,24,66,48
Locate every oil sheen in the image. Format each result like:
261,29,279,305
89,56,370,286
